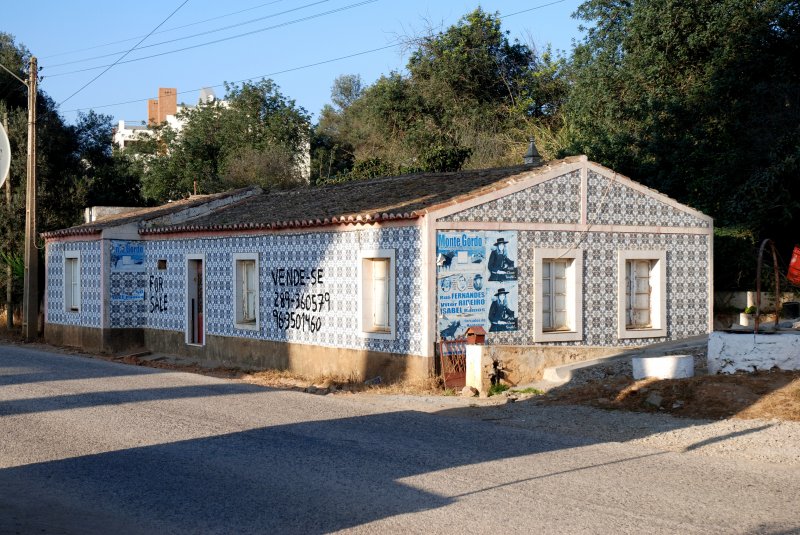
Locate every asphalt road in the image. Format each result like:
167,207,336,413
1,343,798,534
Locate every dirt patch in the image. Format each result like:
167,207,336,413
540,369,800,421
4,329,799,421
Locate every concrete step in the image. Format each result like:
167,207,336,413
528,334,709,391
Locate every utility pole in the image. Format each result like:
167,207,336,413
22,57,37,340
2,111,11,330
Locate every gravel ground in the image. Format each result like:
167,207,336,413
565,347,708,386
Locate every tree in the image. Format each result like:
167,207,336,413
312,9,569,183
564,0,800,289
1,33,114,308
136,80,310,202
73,111,143,207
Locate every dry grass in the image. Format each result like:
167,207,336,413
241,369,445,395
3,326,798,421
542,370,800,421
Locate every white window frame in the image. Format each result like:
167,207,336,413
185,253,206,347
617,250,667,339
533,248,583,342
233,253,259,330
358,249,396,340
64,251,81,313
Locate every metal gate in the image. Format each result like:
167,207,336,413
439,338,467,388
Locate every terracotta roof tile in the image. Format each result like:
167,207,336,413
42,187,259,238
144,158,582,234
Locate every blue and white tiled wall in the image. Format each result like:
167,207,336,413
438,168,711,347
140,227,423,356
109,272,148,328
440,170,582,224
486,231,709,347
586,171,709,227
45,241,102,328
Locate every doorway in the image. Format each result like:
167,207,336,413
186,256,205,345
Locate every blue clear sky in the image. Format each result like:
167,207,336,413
3,0,584,125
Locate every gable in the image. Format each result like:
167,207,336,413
586,170,709,228
438,170,582,224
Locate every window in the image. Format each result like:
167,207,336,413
358,249,396,339
533,249,583,342
64,252,80,312
626,260,653,328
617,250,667,339
542,259,569,331
233,253,259,329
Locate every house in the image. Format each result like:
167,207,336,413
113,87,227,150
42,155,713,382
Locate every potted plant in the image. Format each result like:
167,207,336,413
739,305,758,327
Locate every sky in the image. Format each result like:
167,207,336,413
3,0,585,126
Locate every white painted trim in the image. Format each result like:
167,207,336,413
708,231,715,333
617,250,668,340
232,252,260,331
357,249,397,340
64,250,81,313
533,248,584,342
185,253,207,346
43,243,50,323
421,215,435,358
580,160,588,226
100,239,110,329
138,218,422,241
435,221,712,234
426,161,584,221
587,162,714,225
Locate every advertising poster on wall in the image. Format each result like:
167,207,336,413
436,230,519,340
110,241,145,272
110,240,146,302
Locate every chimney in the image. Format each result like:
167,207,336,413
523,138,542,165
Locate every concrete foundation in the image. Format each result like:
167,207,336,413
145,330,432,382
708,331,800,374
45,324,144,354
45,325,431,382
486,344,627,385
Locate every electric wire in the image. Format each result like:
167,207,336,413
59,0,190,106
57,0,568,113
500,0,567,19
47,0,331,69
61,43,398,113
41,0,288,59
47,0,379,79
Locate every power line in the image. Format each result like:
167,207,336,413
47,0,331,69
500,0,568,19
61,43,399,114
41,0,288,59
59,0,190,106
58,0,568,114
47,0,379,79
0,62,27,87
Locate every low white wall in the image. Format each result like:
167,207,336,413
707,331,800,374
715,291,798,311
632,355,694,380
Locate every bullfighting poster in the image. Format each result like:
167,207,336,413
436,230,519,340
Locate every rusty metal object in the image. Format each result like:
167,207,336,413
755,239,781,333
439,338,467,388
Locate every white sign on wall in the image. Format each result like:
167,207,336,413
0,122,10,189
